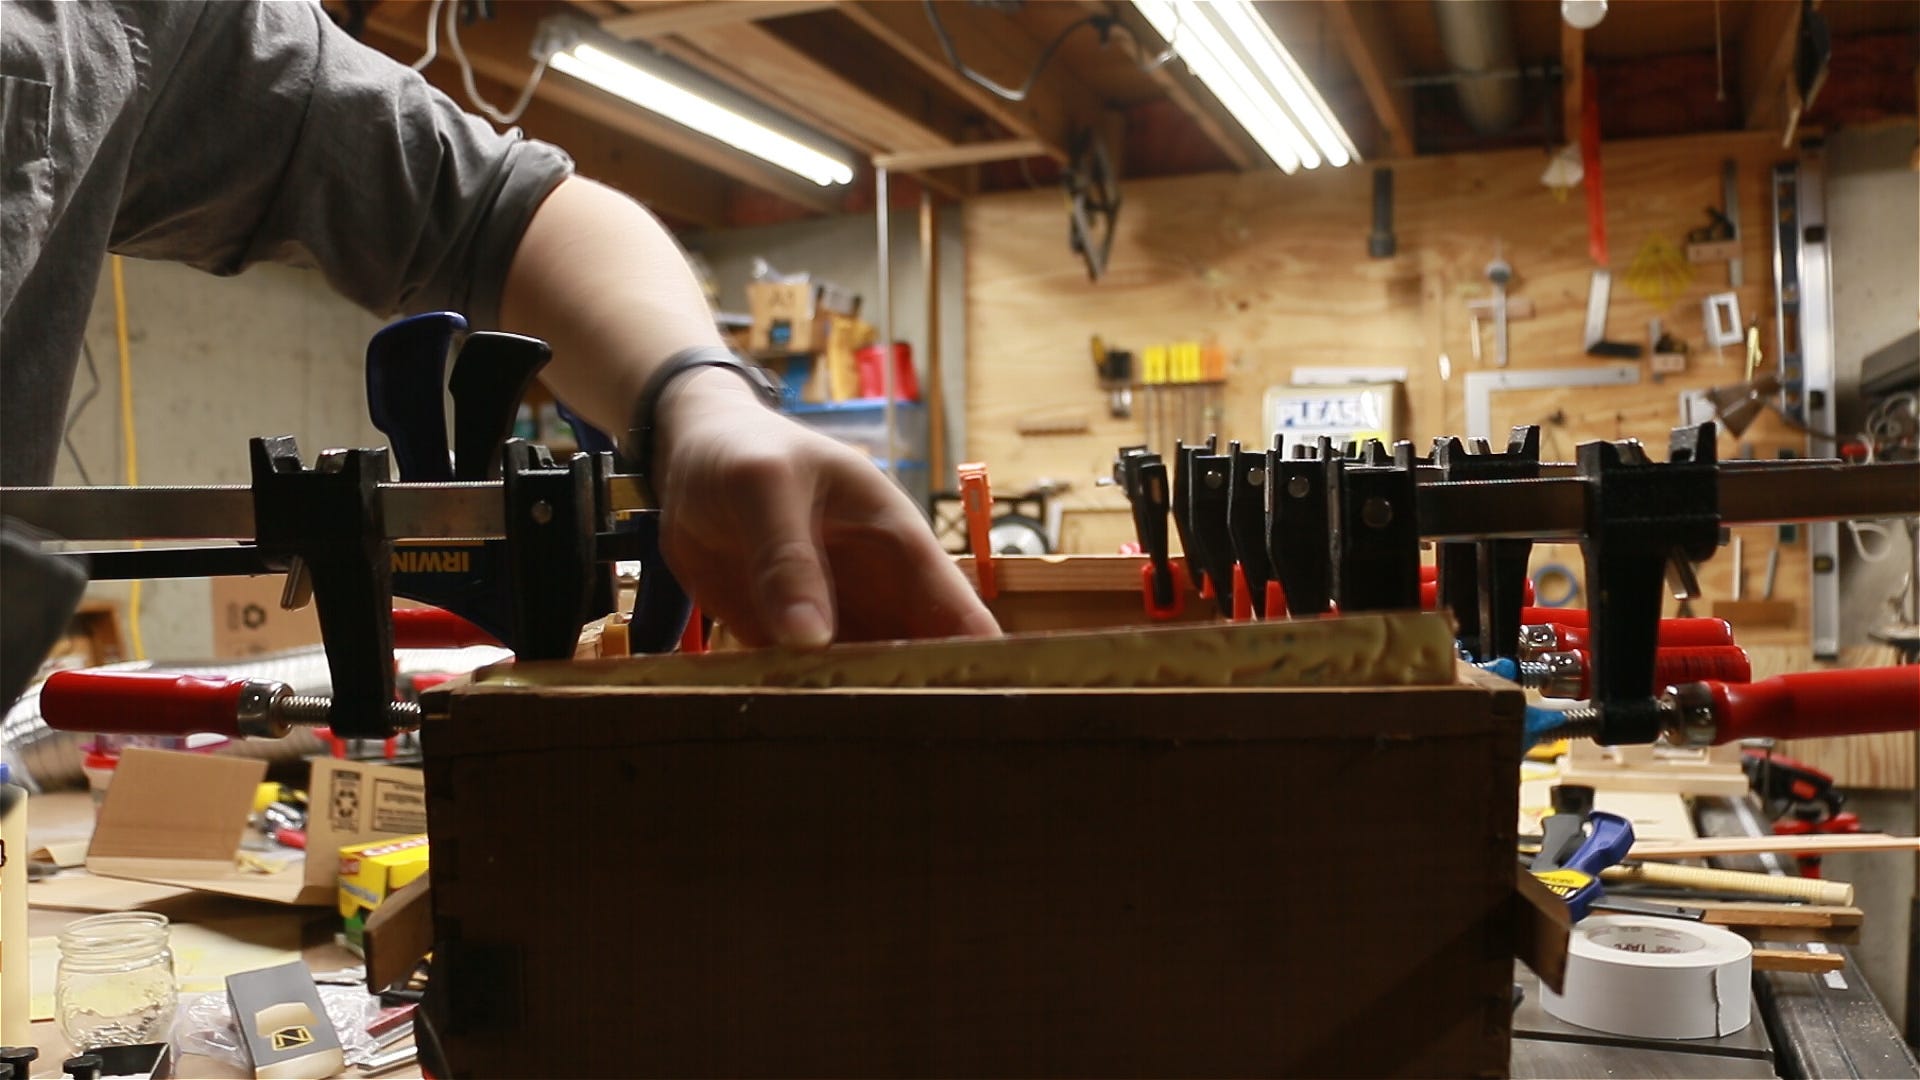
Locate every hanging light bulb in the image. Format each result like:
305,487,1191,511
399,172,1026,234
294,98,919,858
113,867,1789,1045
1562,0,1608,30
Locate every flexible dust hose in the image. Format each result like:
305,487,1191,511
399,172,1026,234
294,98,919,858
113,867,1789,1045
1,645,508,791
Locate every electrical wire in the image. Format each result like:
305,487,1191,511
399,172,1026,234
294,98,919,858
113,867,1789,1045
411,0,445,70
443,0,547,126
110,255,146,661
62,339,102,486
920,0,1168,104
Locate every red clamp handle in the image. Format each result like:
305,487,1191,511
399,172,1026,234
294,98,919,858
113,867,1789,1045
391,607,499,649
1707,666,1920,743
1422,578,1535,611
41,670,249,737
1141,561,1189,621
1547,617,1735,651
1523,606,1587,626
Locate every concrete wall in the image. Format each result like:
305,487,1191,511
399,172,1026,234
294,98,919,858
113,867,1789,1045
60,259,384,660
685,203,967,496
1824,121,1919,1034
1830,122,1920,649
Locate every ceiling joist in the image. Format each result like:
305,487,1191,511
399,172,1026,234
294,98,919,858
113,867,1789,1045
1079,1,1256,171
836,0,1102,165
1741,0,1804,135
597,1,840,40
366,2,841,217
1324,0,1416,159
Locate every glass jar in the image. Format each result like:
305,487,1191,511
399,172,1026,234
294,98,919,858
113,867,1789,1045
55,911,177,1049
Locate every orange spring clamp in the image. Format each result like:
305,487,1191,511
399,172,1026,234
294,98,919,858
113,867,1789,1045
958,461,998,601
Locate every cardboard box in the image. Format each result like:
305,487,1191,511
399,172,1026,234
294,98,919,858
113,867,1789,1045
87,750,425,906
338,833,430,954
418,619,1525,1078
746,280,819,354
210,575,321,658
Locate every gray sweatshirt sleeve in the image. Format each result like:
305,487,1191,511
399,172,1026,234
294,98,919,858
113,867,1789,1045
109,1,573,326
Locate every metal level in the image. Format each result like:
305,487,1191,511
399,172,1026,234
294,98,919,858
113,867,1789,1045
0,475,653,543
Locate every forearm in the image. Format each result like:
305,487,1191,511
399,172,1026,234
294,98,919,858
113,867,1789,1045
496,175,724,435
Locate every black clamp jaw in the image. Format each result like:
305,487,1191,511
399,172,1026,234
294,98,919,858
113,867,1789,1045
1434,427,1541,660
1580,422,1722,744
1328,439,1422,613
1113,445,1177,613
1185,442,1237,617
1225,441,1272,617
1265,439,1332,617
249,438,399,739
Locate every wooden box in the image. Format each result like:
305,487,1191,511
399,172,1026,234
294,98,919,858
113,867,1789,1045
747,280,821,354
419,635,1524,1078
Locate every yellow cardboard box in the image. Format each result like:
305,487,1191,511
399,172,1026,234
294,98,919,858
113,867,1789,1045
338,833,429,954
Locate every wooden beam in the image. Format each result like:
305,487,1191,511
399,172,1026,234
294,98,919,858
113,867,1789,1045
671,22,951,156
837,1,1104,164
1082,1,1257,171
599,1,840,39
363,24,732,228
1323,0,1414,158
1560,24,1584,145
365,2,840,216
874,138,1047,171
1741,0,1803,134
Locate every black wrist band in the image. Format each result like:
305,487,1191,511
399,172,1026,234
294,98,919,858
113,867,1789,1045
620,346,782,487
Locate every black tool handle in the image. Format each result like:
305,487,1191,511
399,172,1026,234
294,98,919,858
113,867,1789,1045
366,312,464,482
1131,458,1175,609
449,332,552,481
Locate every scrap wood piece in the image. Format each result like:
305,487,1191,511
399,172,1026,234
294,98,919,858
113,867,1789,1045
1629,833,1920,860
363,872,433,995
1751,947,1847,974
1514,867,1571,994
1688,901,1863,944
474,611,1461,691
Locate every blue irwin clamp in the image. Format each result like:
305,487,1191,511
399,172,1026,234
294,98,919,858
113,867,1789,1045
1530,809,1634,921
364,314,693,656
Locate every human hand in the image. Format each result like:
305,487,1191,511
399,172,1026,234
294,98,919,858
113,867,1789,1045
652,369,1001,647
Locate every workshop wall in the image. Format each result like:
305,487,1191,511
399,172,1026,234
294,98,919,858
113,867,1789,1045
965,130,1809,620
60,260,385,659
688,205,968,479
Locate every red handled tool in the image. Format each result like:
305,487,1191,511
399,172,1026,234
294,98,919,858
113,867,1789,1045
1552,666,1920,745
1521,616,1734,655
41,670,419,739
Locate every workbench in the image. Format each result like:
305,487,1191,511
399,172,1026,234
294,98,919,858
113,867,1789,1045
17,783,1917,1078
1508,793,1919,1079
21,791,421,1080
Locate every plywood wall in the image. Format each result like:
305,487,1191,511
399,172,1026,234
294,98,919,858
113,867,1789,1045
965,131,1814,637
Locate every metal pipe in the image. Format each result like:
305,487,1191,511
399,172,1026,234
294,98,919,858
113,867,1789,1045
875,166,899,485
1430,0,1523,134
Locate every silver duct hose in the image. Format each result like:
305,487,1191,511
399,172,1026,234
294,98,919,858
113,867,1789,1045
1,645,510,792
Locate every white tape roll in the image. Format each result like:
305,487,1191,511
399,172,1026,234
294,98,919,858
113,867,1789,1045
1541,915,1754,1040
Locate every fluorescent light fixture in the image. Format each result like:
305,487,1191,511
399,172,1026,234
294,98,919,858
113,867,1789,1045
1130,0,1360,173
539,23,855,187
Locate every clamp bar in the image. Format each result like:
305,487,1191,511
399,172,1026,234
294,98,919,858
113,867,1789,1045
1414,461,1919,540
1,475,655,542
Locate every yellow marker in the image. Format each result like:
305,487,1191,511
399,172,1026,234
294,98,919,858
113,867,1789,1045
1142,344,1169,385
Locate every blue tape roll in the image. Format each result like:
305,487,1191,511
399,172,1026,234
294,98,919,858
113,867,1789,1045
1530,563,1581,608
